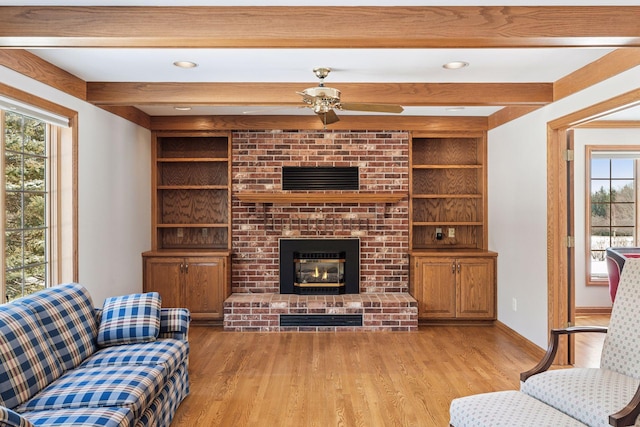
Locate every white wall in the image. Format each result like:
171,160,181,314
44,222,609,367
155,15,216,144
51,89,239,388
0,66,151,306
489,65,640,348
573,128,640,308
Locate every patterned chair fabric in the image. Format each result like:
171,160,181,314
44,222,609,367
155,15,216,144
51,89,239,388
520,258,640,427
0,283,190,427
450,390,588,426
451,258,640,426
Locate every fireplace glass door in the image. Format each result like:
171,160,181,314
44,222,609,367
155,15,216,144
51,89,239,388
293,252,345,293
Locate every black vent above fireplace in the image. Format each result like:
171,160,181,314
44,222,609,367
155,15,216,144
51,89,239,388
282,166,358,190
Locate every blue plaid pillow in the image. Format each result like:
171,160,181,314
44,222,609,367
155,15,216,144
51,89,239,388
97,292,161,347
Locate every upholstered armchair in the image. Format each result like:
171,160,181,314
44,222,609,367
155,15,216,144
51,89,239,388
520,258,640,426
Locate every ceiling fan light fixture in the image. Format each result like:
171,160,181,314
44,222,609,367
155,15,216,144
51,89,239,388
443,61,469,70
173,60,198,69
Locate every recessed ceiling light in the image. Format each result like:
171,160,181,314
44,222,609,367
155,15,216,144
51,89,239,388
173,61,198,69
174,106,192,111
443,61,469,70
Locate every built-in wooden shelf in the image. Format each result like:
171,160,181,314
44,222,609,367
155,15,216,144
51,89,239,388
237,192,405,204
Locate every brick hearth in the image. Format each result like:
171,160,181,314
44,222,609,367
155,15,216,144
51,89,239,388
224,293,418,332
227,130,414,331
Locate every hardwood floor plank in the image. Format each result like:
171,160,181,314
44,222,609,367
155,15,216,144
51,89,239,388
172,326,548,426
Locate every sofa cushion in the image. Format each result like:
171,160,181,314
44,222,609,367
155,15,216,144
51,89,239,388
97,292,161,347
17,365,166,422
79,339,188,376
0,407,34,427
521,367,640,427
15,283,98,371
23,407,133,427
0,304,64,409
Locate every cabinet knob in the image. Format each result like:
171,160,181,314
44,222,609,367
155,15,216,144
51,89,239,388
452,262,456,274
457,263,461,273
185,263,189,273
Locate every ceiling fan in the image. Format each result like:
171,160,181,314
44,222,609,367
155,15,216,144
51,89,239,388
297,67,404,125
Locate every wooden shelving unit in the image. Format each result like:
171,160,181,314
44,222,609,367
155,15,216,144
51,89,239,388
144,131,232,321
409,132,496,321
152,132,231,251
410,133,487,250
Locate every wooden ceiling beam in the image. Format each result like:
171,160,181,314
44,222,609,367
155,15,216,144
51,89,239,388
0,6,639,48
149,114,488,132
86,82,553,106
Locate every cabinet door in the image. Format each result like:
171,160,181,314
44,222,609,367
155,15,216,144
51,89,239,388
183,257,226,321
414,257,456,318
143,257,183,308
456,257,496,319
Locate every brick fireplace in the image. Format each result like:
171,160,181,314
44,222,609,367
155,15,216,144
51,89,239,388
225,130,417,331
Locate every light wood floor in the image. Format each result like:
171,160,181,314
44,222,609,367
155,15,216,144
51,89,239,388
171,325,553,427
574,313,610,368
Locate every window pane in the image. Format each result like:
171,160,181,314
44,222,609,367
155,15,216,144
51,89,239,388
22,119,45,156
612,227,635,247
24,155,45,191
24,229,45,265
591,203,610,226
591,249,607,278
5,192,21,229
23,193,45,228
5,152,22,190
611,158,634,179
612,203,635,227
591,180,611,201
591,158,610,179
5,231,23,269
590,228,611,252
24,265,46,295
4,113,23,152
612,180,634,202
5,270,23,302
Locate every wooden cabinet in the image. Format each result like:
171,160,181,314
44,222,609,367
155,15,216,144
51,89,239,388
143,252,230,321
152,131,231,251
410,133,487,250
411,252,497,320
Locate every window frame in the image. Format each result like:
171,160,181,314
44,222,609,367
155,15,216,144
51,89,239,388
1,83,77,302
585,145,640,286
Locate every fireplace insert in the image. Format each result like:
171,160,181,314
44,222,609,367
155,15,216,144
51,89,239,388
279,238,359,295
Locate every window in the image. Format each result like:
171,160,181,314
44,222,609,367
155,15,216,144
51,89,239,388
3,111,49,300
586,147,640,284
1,86,77,303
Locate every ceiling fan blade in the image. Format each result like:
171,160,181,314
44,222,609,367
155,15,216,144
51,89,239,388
317,109,340,125
339,102,404,114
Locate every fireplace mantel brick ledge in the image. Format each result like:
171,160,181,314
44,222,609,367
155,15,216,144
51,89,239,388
224,293,418,332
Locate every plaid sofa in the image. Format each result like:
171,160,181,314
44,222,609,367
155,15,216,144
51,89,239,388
0,283,190,427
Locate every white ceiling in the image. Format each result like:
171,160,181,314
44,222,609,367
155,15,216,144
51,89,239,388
3,1,640,120
28,47,614,117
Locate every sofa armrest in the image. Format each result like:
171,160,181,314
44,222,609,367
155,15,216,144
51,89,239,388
520,325,608,382
158,308,191,340
0,406,35,427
